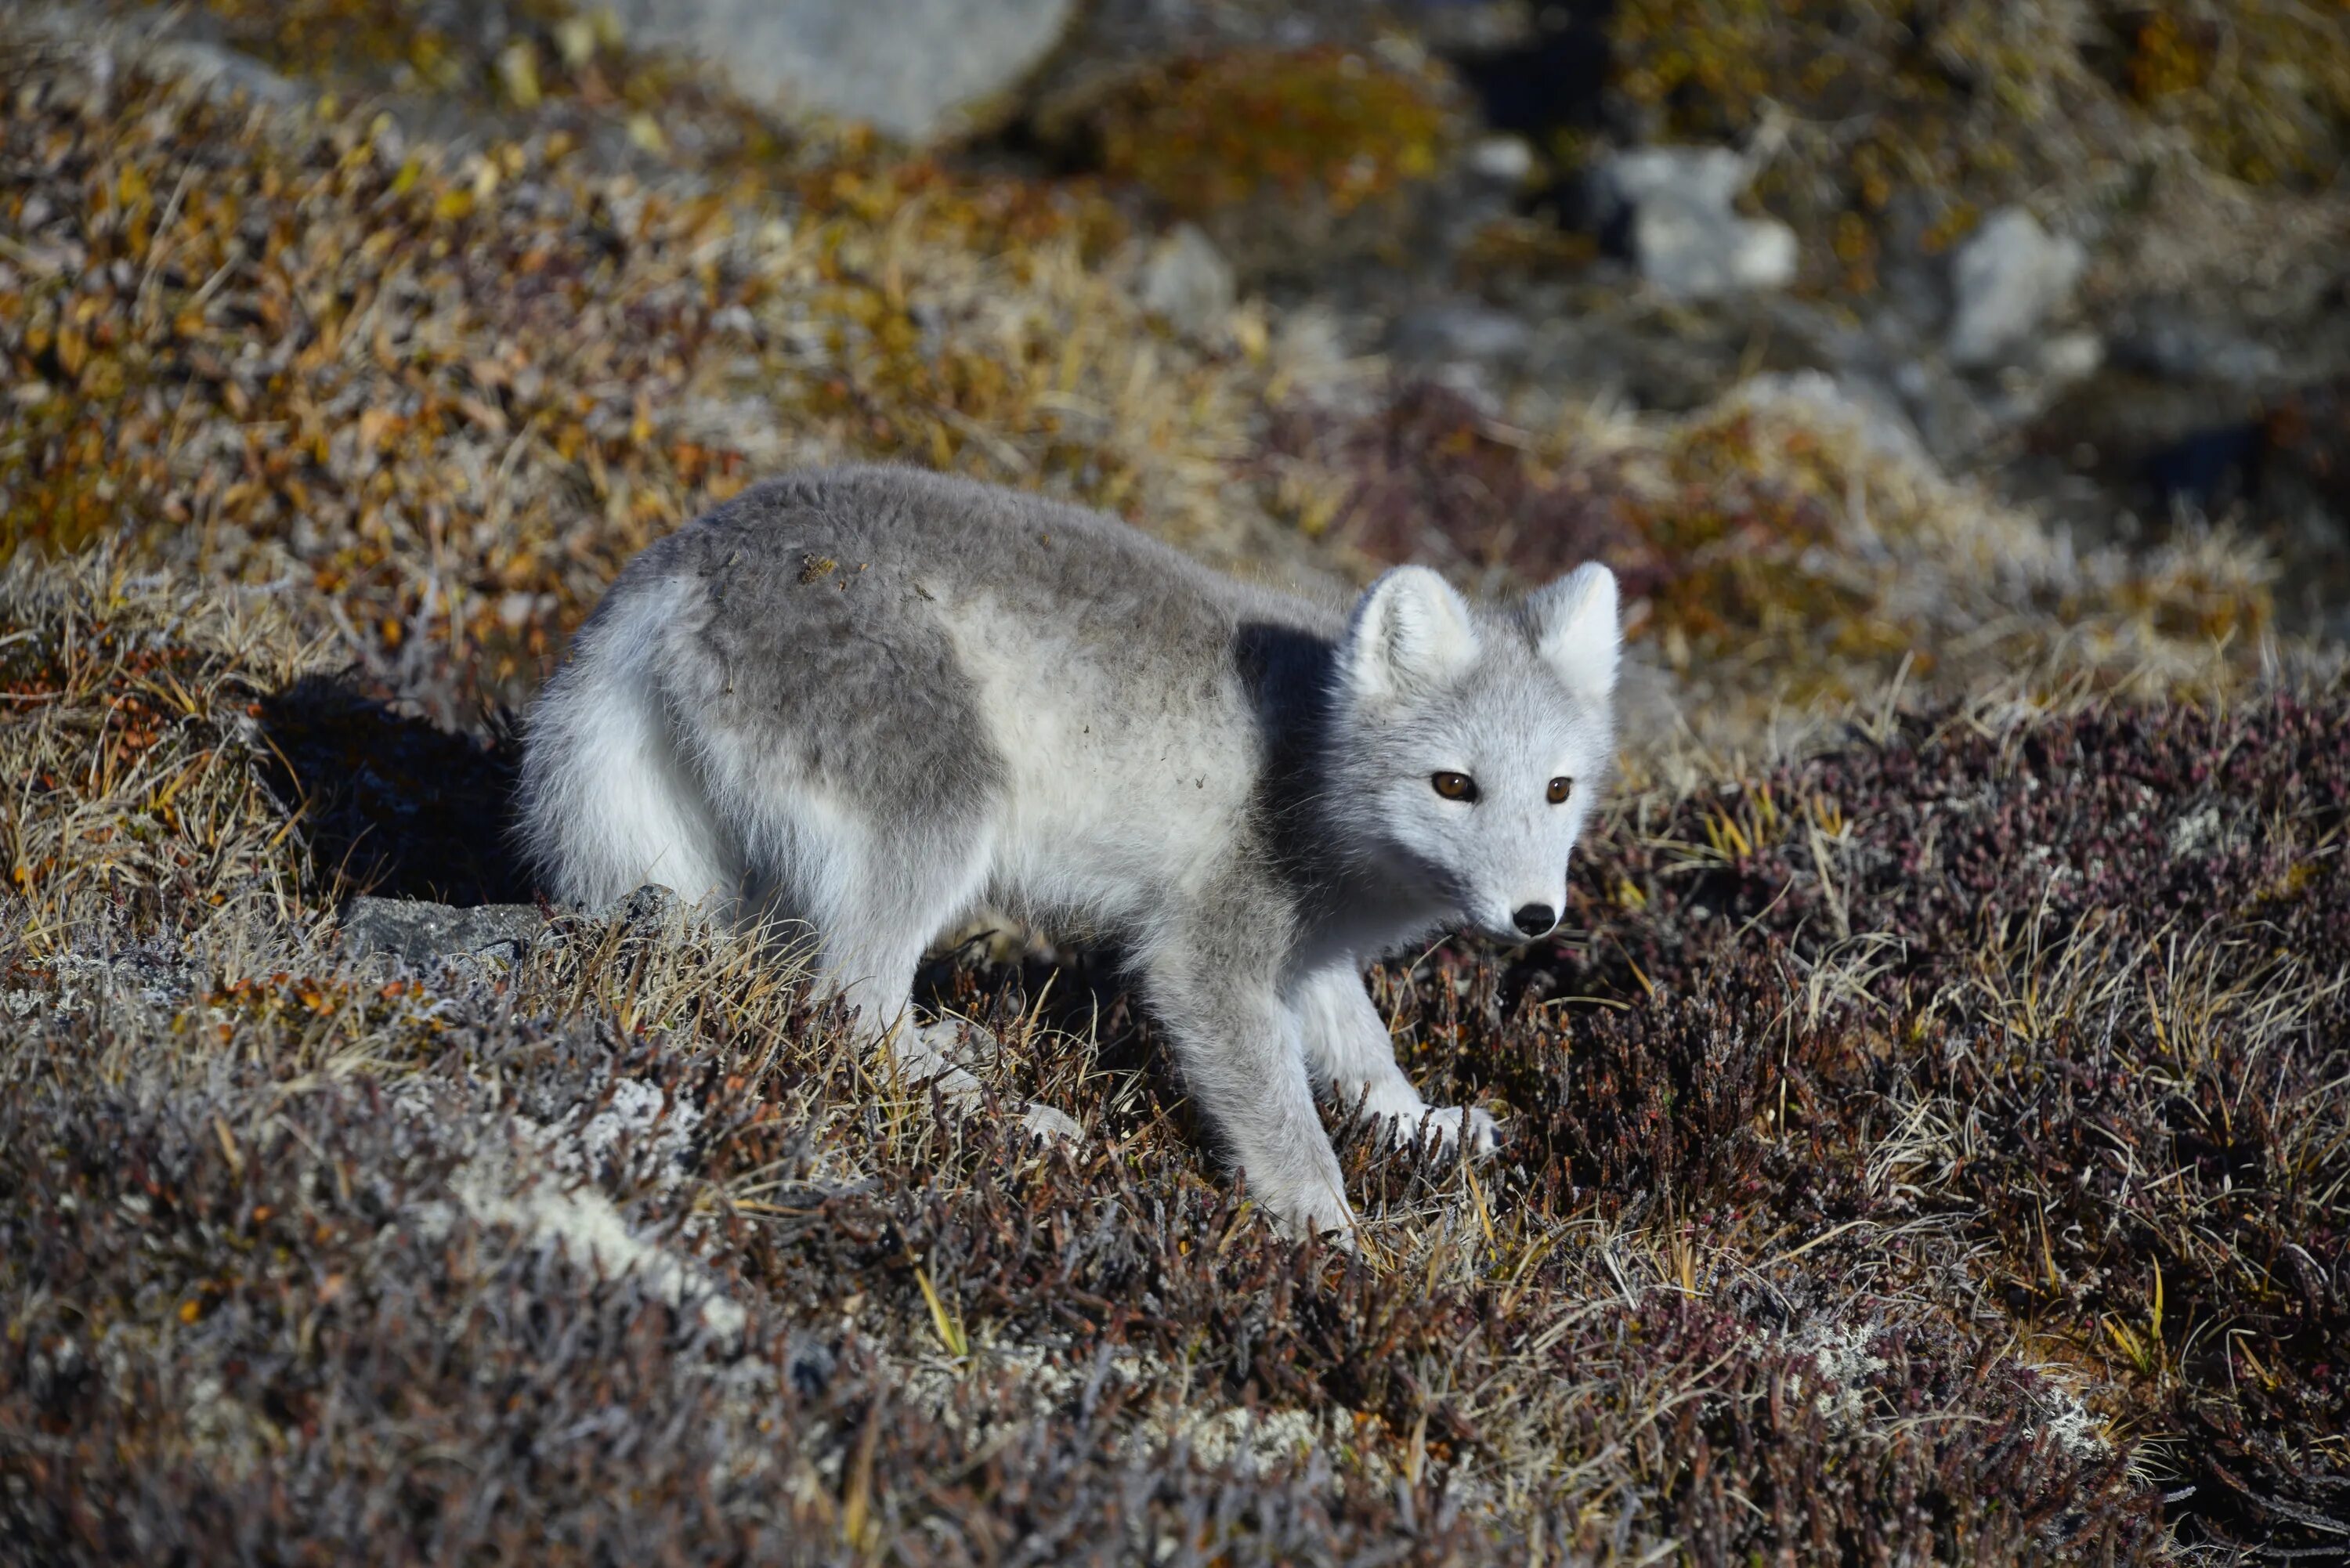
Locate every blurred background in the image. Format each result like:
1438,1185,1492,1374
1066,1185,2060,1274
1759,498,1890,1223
6,0,2344,750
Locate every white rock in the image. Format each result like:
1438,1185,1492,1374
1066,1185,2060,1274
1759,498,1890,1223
1632,195,1798,300
2037,331,2106,382
1947,208,2086,370
1600,145,1752,213
1018,1102,1083,1143
1466,134,1537,186
1596,145,1798,301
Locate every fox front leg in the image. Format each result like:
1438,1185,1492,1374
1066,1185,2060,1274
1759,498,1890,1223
1292,962,1498,1162
1136,913,1357,1245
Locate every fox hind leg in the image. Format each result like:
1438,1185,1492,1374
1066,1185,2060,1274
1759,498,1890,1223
791,840,1076,1143
747,807,997,1097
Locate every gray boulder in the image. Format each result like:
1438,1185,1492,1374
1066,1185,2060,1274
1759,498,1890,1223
342,898,547,967
1593,146,1798,302
603,0,1075,144
1947,208,2085,370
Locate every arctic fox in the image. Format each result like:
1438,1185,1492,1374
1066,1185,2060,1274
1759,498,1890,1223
518,466,1620,1241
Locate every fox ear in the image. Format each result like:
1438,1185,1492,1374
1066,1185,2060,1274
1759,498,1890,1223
1341,566,1480,700
1527,563,1621,699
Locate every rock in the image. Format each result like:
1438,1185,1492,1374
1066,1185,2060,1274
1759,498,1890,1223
1592,146,1798,301
591,883,679,929
1599,145,1752,215
1631,198,1798,301
146,38,302,106
2037,331,2106,385
342,897,546,967
1018,1102,1084,1144
1137,223,1236,342
1465,134,1537,187
602,0,1076,144
1947,208,2085,370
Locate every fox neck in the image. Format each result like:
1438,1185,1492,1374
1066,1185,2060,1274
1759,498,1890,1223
1246,636,1470,963
1285,776,1468,965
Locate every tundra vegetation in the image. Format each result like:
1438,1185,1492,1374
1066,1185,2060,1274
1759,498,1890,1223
2,3,2345,1561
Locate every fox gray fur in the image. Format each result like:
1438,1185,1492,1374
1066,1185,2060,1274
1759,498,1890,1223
517,465,1622,1241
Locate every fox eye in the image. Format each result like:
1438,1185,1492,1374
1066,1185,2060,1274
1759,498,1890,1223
1431,771,1477,802
1547,776,1573,804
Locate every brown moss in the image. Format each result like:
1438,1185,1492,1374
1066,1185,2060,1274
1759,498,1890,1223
2107,3,2350,186
0,37,1274,716
183,0,666,120
1532,692,2350,1553
1068,46,1453,220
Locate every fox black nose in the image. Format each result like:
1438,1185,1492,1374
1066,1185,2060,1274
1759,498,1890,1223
1512,903,1556,937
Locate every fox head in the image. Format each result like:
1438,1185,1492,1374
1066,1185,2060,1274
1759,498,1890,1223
1326,562,1620,945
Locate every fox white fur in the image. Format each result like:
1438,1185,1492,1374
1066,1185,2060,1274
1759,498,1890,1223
518,465,1621,1241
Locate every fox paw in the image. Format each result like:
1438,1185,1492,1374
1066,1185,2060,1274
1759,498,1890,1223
1410,1104,1499,1162
1260,1185,1360,1250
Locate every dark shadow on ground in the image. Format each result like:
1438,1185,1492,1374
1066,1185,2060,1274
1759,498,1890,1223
258,674,535,906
